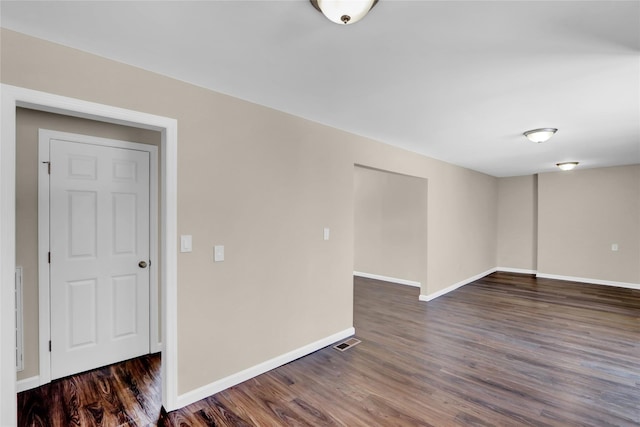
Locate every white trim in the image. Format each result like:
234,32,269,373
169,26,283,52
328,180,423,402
353,271,420,288
175,327,356,410
16,376,40,394
161,113,179,412
1,84,19,426
419,268,497,302
14,267,24,373
496,267,537,275
37,129,160,385
1,84,179,425
536,273,640,290
37,137,50,384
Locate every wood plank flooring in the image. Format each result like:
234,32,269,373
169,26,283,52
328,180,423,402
18,353,161,426
19,272,640,426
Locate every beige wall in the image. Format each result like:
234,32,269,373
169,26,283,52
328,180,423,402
15,108,161,381
538,165,640,284
354,166,428,284
496,175,537,271
2,29,499,395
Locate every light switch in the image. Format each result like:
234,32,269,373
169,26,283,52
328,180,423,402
323,227,330,241
611,243,619,251
180,235,192,253
214,245,224,262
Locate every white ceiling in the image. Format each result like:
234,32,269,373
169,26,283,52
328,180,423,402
2,0,639,177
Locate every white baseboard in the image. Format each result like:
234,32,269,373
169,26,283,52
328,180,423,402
497,267,537,275
16,375,40,393
419,268,497,302
353,271,420,288
175,327,356,410
536,273,640,290
415,268,639,302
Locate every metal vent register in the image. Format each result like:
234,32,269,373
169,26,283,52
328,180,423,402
333,338,361,352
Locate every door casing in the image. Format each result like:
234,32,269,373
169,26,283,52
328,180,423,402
38,129,160,385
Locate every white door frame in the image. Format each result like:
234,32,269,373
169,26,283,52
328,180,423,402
38,129,160,385
1,84,179,425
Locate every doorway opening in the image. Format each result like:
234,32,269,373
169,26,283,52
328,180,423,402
353,165,428,289
1,84,179,424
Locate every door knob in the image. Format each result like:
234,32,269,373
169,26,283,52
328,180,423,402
138,261,148,268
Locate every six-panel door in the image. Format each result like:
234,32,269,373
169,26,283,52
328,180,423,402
49,139,150,379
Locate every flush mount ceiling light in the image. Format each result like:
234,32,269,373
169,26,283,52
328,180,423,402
310,0,378,25
556,162,579,171
523,128,558,143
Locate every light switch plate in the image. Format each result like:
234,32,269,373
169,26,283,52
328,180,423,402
323,227,330,241
180,235,192,253
214,245,224,262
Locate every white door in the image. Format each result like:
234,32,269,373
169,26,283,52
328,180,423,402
49,138,150,379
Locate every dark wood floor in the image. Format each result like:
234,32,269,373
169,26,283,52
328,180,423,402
18,353,161,426
19,272,640,426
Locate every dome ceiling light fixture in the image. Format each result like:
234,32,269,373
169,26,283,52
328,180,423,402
556,162,579,171
310,0,378,25
523,128,558,143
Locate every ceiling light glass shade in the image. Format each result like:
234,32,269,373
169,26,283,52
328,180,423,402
310,0,378,25
523,128,558,143
556,162,579,171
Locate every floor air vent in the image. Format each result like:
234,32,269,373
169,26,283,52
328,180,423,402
333,338,361,352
